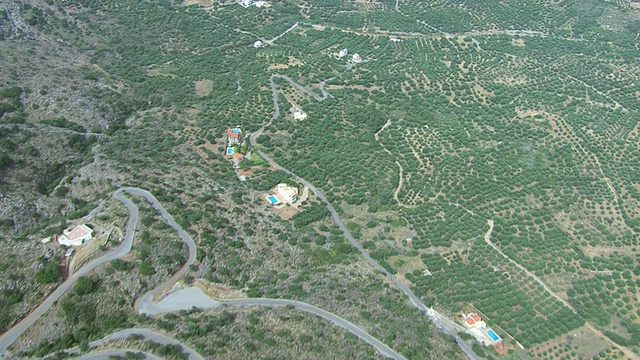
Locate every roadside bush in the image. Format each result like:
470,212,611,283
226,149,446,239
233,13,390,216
35,257,61,284
74,276,101,296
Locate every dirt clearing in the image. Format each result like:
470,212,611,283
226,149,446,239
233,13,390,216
195,79,213,97
195,279,246,299
273,205,299,219
267,56,304,70
182,0,214,6
511,38,525,47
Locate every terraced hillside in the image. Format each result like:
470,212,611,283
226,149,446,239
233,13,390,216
1,0,639,359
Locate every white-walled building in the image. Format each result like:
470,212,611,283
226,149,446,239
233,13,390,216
338,48,348,58
352,53,363,63
58,224,93,247
276,183,298,204
290,106,308,120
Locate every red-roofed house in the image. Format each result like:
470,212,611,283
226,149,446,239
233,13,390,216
464,313,485,329
227,127,242,145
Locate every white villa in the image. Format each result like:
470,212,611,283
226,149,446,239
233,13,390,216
463,313,502,346
290,106,308,120
238,0,266,7
338,48,348,58
352,53,363,63
58,224,93,247
276,183,298,204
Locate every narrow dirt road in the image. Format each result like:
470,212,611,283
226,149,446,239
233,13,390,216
484,219,576,310
484,220,639,359
259,150,480,360
373,119,414,208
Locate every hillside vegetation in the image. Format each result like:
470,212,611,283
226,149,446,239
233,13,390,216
0,0,639,359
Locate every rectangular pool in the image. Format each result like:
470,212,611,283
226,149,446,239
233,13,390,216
487,329,500,341
226,148,234,155
268,196,278,204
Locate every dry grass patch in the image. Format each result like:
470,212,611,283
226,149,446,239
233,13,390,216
91,63,109,75
238,168,255,177
267,56,304,70
326,84,382,93
195,279,247,299
194,79,213,97
581,245,639,258
472,83,494,104
511,38,526,47
268,63,289,70
147,68,177,78
182,0,214,5
458,60,470,73
389,255,427,279
195,139,218,158
273,205,298,219
529,325,611,359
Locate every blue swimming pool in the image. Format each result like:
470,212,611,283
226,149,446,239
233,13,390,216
226,148,234,155
232,128,241,134
268,196,278,204
487,329,500,341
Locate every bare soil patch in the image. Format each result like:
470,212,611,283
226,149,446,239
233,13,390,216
389,255,426,279
195,140,218,158
182,0,214,5
530,325,610,359
91,63,109,75
194,79,213,97
195,279,246,299
268,63,289,70
147,68,177,78
326,84,382,93
581,245,639,258
273,205,298,219
511,38,525,47
267,56,304,70
238,168,255,177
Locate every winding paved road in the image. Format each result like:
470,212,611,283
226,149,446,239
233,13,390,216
75,349,162,360
248,74,333,147
74,328,205,360
257,151,479,360
143,286,405,360
2,73,477,360
0,188,406,360
246,73,479,359
0,188,140,355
